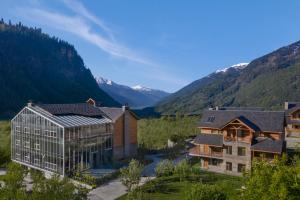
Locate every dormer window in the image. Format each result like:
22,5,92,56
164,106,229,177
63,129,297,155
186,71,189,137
206,116,215,123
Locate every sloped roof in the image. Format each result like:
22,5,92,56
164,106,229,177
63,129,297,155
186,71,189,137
199,109,285,133
221,116,260,131
27,105,111,128
37,103,105,117
99,107,124,121
193,134,223,146
251,137,284,153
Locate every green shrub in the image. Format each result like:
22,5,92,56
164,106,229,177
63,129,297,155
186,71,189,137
155,159,174,177
184,184,227,200
174,159,190,182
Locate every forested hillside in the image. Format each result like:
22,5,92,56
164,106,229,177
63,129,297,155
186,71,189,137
156,40,300,114
0,20,119,119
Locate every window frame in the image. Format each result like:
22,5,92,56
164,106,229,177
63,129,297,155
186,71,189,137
238,147,246,156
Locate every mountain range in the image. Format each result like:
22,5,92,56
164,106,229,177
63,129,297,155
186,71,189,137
0,21,119,119
96,77,170,108
156,40,300,114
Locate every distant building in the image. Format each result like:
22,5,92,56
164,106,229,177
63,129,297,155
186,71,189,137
189,107,285,175
285,102,300,151
11,99,137,177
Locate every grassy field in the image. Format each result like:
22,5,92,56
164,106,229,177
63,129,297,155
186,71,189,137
0,121,11,167
118,169,243,200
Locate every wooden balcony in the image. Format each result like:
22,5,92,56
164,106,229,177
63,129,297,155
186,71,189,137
189,147,223,158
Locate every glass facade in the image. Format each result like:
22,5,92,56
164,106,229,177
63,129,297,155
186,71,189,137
11,108,64,174
11,107,114,176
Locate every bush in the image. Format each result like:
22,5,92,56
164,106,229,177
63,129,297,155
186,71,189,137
155,160,174,177
184,184,227,200
120,159,143,193
174,159,190,182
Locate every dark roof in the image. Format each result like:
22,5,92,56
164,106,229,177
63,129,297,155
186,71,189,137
193,134,223,146
216,107,264,111
36,103,106,117
251,137,283,153
200,109,285,133
99,107,124,121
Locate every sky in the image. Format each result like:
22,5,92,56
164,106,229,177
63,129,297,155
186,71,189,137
1,0,300,92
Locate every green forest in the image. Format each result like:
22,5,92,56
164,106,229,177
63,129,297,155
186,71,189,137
138,115,201,150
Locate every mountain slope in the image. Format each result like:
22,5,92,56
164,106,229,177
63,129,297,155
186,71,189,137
97,77,169,108
0,21,119,118
156,41,300,114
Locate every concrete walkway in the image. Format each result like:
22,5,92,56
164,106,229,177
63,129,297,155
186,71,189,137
88,154,163,200
87,153,189,200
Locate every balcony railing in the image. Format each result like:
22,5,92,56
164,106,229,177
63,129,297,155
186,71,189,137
189,147,223,158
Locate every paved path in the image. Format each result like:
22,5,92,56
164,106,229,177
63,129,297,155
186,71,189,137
87,153,189,200
88,154,163,200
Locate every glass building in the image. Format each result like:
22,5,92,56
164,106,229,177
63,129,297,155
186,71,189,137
11,103,114,176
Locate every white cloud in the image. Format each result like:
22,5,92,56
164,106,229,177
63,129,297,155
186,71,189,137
18,7,154,65
61,0,115,40
15,1,189,90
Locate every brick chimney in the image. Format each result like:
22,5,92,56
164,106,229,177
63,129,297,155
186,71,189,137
86,98,96,106
122,103,129,112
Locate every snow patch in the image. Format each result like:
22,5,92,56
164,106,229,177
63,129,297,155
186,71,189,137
132,85,152,92
215,63,249,73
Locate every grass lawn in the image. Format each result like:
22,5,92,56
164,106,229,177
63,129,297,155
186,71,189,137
118,169,243,200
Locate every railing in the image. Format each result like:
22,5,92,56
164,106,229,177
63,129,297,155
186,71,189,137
189,147,223,158
224,136,235,142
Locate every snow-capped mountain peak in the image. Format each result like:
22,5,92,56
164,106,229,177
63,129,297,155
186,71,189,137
132,85,152,92
216,62,249,73
96,77,113,85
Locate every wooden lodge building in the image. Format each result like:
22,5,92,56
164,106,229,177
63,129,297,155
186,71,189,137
189,106,286,175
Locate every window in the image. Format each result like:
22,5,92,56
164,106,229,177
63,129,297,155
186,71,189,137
34,143,40,151
15,153,21,160
225,146,232,155
226,162,232,171
16,139,21,146
24,154,30,163
238,147,246,156
209,158,220,166
238,164,246,173
15,126,21,132
34,158,40,166
34,129,40,135
206,116,215,123
24,127,29,134
105,136,112,150
24,141,30,148
237,130,247,137
45,162,57,171
50,131,57,138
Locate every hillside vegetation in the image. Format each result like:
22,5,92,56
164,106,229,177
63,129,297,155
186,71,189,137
156,40,300,114
0,20,119,119
138,115,201,150
0,121,10,166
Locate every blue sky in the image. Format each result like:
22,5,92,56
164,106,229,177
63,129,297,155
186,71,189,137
1,0,300,92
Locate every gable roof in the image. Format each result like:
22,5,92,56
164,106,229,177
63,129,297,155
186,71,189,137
99,107,124,121
200,109,285,133
193,134,223,146
251,137,284,153
99,107,139,121
220,116,260,132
